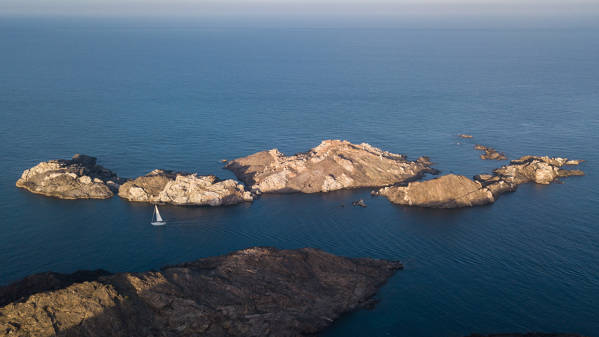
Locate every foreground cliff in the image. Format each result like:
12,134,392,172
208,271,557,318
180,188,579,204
118,170,253,206
0,247,402,337
376,155,584,208
16,154,123,199
225,140,438,194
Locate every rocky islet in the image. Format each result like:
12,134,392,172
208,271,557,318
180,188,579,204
15,154,124,199
376,155,584,208
16,146,584,209
224,139,438,194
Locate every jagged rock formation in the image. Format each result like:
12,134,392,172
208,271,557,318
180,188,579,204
118,170,252,206
0,247,402,337
376,174,496,208
376,155,584,208
15,154,123,199
225,140,438,194
475,145,507,160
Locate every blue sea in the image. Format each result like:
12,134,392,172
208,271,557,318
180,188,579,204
1,17,598,337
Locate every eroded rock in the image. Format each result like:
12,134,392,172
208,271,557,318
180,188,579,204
16,154,122,199
458,134,473,139
225,140,438,194
0,247,402,337
118,169,253,206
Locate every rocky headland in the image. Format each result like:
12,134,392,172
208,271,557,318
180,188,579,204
475,144,508,160
0,247,402,337
15,154,123,199
118,169,253,206
224,140,438,194
376,155,584,208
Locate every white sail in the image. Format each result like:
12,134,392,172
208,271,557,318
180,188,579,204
154,205,164,222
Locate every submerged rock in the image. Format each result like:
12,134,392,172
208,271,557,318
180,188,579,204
225,140,438,194
377,155,584,208
118,169,253,206
475,144,507,160
15,154,122,199
0,247,402,337
352,199,367,207
376,174,496,208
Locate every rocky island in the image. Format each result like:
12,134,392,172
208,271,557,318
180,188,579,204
376,155,584,208
15,154,123,199
225,140,438,194
118,169,253,206
0,247,402,337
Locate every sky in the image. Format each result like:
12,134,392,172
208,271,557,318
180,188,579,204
1,0,598,19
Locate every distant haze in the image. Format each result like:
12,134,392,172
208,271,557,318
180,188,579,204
2,0,598,18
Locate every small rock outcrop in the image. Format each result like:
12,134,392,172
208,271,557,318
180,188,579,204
118,170,253,206
376,174,496,208
376,155,584,208
458,134,473,139
0,247,402,337
16,154,122,199
225,140,438,194
475,145,507,160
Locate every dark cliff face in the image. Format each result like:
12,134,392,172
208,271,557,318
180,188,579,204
0,247,402,337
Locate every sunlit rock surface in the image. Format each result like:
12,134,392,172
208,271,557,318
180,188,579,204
118,169,252,206
225,139,438,194
16,154,122,199
377,156,584,208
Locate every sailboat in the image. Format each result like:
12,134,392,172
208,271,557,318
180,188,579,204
151,205,166,226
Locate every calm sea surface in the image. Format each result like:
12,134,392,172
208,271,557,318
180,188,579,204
1,18,598,336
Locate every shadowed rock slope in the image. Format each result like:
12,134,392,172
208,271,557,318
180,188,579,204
376,155,584,208
16,154,123,199
118,169,253,206
225,139,437,194
0,247,402,337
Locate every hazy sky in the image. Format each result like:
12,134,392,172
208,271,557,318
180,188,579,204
1,0,598,18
